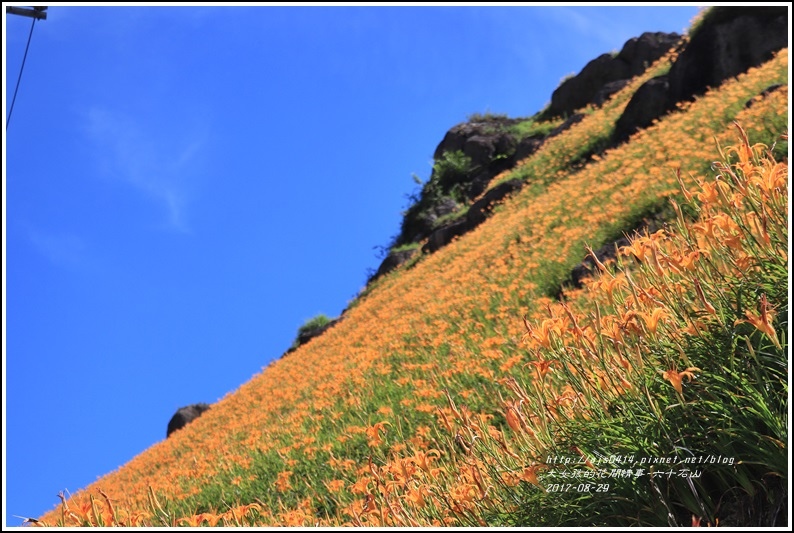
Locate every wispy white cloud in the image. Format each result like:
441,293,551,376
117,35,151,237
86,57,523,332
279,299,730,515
84,107,208,233
26,227,87,269
539,6,650,56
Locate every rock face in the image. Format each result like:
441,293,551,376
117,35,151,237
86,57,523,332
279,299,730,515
294,318,338,347
745,84,785,109
282,316,340,356
667,7,788,105
544,31,681,119
612,6,788,145
466,178,525,227
420,178,526,254
568,216,666,290
372,247,419,280
432,118,522,163
612,75,671,144
167,403,210,438
592,79,632,107
395,116,533,249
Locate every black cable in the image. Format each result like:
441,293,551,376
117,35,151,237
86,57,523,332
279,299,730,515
7,17,38,130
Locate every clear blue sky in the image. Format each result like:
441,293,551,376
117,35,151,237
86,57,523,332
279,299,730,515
3,4,700,524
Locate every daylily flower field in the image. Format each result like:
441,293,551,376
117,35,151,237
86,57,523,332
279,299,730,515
36,43,788,527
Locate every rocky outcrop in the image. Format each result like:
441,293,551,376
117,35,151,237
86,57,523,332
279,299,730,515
295,319,337,346
423,219,469,254
372,247,420,280
514,135,545,162
167,403,210,438
667,7,787,105
430,118,525,201
543,31,681,119
421,178,526,254
394,116,539,251
612,75,671,144
612,6,788,145
592,79,632,107
567,213,667,290
547,113,586,139
745,84,785,109
432,117,522,163
466,178,525,227
283,317,340,356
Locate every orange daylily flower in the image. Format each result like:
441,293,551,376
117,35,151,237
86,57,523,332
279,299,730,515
661,367,701,395
410,449,441,473
405,484,430,508
736,294,781,349
750,160,787,195
640,307,669,334
696,179,731,204
366,421,390,447
520,463,546,490
178,512,222,527
525,357,555,381
504,401,525,433
523,316,564,349
591,272,627,304
275,470,293,492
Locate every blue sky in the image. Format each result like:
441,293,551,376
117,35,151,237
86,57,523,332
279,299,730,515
3,4,701,524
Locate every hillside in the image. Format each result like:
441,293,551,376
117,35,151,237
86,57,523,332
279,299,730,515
36,7,788,527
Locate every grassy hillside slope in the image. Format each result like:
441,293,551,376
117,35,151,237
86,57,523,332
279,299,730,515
38,45,788,527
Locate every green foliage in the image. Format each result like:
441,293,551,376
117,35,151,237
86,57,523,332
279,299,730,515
391,241,421,254
297,314,332,337
288,314,334,351
467,110,509,123
432,150,474,186
508,118,562,139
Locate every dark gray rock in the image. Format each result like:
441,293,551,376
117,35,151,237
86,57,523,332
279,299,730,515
431,196,461,219
420,178,526,255
372,247,420,280
463,135,497,165
569,237,632,289
667,7,787,105
401,197,462,245
514,135,544,162
592,79,631,107
608,7,787,147
294,318,339,348
617,31,682,74
547,113,586,139
398,117,526,249
422,219,470,254
612,75,671,144
167,403,210,438
282,317,341,357
568,217,665,289
744,84,785,108
545,32,680,118
550,53,631,118
467,178,524,226
433,117,522,162
467,170,497,201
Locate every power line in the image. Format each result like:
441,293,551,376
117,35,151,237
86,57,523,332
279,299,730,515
7,8,46,130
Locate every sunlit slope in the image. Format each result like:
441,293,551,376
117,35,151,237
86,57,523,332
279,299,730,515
39,48,787,527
